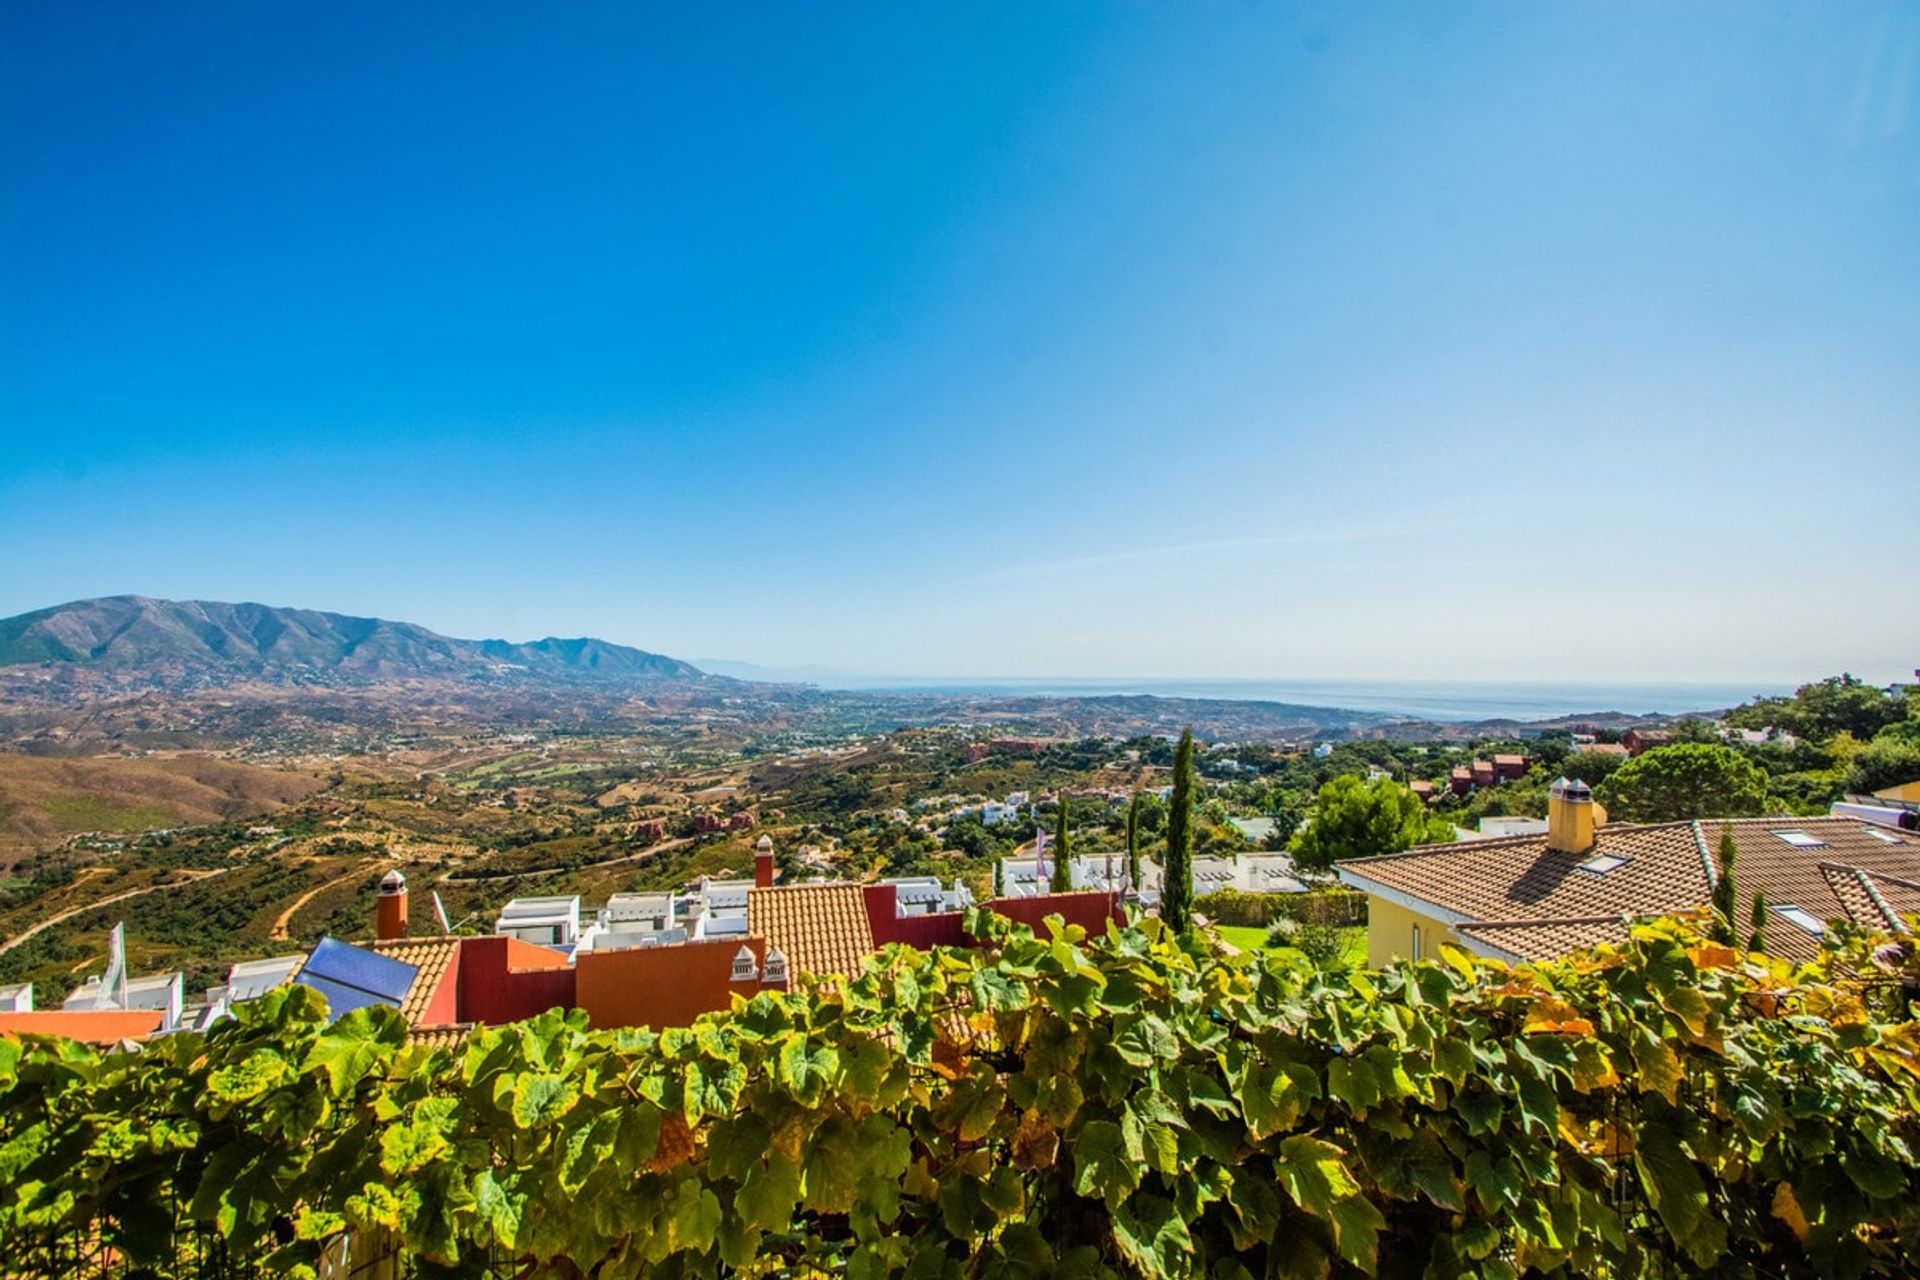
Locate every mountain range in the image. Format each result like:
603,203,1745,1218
0,596,705,683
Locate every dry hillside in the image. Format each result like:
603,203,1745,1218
0,754,325,864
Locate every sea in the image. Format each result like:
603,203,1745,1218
815,677,1789,723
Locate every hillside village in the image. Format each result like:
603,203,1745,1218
4,674,1916,1050
4,668,1919,1278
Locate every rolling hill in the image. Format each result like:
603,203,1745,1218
0,753,326,863
0,597,705,684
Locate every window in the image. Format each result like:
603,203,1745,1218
1864,826,1905,845
1769,830,1827,849
1773,904,1825,936
1578,853,1629,874
1411,924,1423,961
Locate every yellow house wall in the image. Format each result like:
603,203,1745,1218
1364,895,1459,968
1874,781,1920,804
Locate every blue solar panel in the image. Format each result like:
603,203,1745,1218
295,972,399,1017
304,937,418,1003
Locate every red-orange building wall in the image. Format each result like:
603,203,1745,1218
419,943,462,1027
575,936,773,1031
456,935,577,1026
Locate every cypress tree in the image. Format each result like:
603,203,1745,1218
1126,791,1144,893
1710,824,1738,946
1050,794,1074,893
1748,890,1769,953
1162,729,1196,932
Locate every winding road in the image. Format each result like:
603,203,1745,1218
0,868,233,956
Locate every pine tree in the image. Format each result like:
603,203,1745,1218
1748,889,1769,953
1162,729,1196,932
1710,824,1738,945
1126,791,1144,893
1050,794,1074,893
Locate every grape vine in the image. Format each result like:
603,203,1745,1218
1,909,1915,1278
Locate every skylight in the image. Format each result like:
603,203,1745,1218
1864,826,1905,845
1577,853,1628,875
1769,830,1827,849
1773,904,1825,936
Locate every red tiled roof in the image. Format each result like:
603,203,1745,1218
369,936,461,1026
1818,864,1920,936
748,883,876,977
1453,915,1641,960
405,1024,472,1050
1340,821,1710,927
1340,816,1920,963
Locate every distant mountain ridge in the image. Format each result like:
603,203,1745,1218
0,596,704,683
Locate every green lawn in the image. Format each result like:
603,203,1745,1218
1213,923,1368,968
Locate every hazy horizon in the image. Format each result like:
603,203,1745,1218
4,4,1915,681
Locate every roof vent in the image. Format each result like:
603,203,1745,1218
729,946,758,983
761,946,790,986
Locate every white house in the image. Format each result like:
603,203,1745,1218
981,801,1020,827
493,895,584,948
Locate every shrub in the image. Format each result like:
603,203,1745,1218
1203,887,1367,929
1,912,1916,1278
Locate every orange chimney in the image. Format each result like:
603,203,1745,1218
754,835,776,890
376,869,409,941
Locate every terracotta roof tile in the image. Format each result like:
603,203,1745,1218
405,1023,472,1050
1711,820,1920,961
1339,821,1711,925
1341,816,1920,964
1452,916,1641,961
1819,864,1920,936
1866,871,1920,927
748,884,876,977
1821,864,1887,933
369,937,460,1026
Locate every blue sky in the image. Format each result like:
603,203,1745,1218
2,3,1915,683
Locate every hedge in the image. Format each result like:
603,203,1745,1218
1,910,1917,1279
1201,887,1367,929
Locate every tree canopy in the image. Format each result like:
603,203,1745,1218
1845,733,1920,796
1288,776,1455,872
1161,730,1195,931
1725,673,1910,743
1594,744,1774,823
1050,794,1074,893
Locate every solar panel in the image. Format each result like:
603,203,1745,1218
296,972,400,1017
303,937,418,1003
